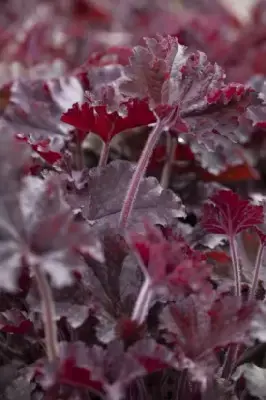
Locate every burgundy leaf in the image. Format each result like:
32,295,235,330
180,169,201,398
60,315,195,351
16,134,62,165
129,338,177,374
128,222,211,293
34,342,103,394
61,99,155,143
0,309,33,334
202,189,264,236
56,340,147,400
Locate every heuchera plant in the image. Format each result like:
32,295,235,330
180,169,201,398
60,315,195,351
2,1,266,399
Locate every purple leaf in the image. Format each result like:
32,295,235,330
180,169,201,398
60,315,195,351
27,276,93,329
63,160,185,230
0,76,83,141
160,291,255,385
56,340,147,400
0,174,103,291
129,338,178,373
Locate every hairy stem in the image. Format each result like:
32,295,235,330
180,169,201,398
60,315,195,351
160,136,177,189
250,243,264,299
33,264,58,362
220,237,242,379
132,278,152,325
119,121,164,229
98,141,110,167
229,237,241,298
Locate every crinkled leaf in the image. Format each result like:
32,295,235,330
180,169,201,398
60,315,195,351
0,76,83,140
119,35,257,172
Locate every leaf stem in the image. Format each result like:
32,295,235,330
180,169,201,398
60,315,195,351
220,344,239,379
32,264,58,362
160,136,176,189
98,141,110,167
132,278,152,325
229,237,241,298
250,243,264,299
176,370,187,400
119,121,164,229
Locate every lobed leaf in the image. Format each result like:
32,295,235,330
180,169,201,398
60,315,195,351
63,160,185,230
201,189,264,236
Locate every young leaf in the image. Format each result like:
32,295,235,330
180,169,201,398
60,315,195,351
61,99,155,143
202,189,264,236
127,222,211,294
16,135,62,165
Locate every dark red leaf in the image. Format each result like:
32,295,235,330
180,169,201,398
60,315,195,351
0,309,33,334
128,222,211,293
16,134,62,165
61,99,155,142
129,338,177,374
201,189,263,236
